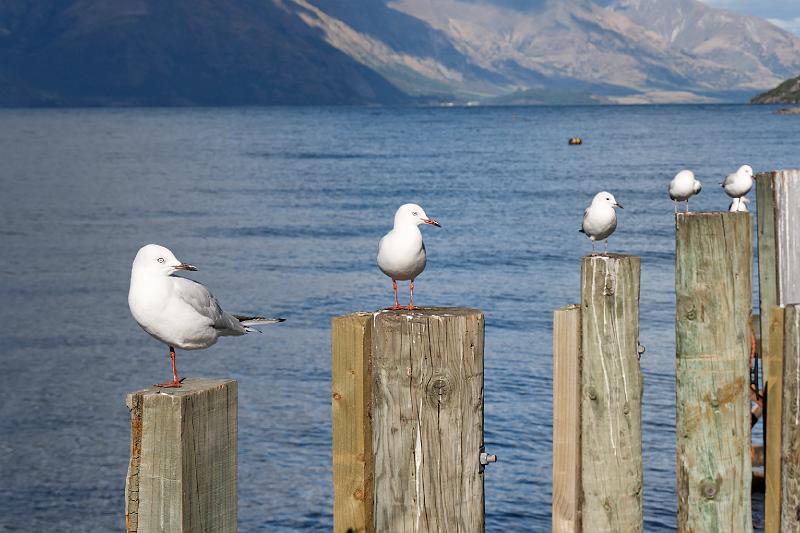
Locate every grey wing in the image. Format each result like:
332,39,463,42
173,277,245,335
579,207,589,233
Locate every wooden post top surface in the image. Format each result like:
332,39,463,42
580,252,639,260
334,307,483,321
126,377,236,403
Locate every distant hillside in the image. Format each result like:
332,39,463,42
0,0,408,106
751,76,800,104
2,0,800,106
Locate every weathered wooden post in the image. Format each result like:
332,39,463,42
552,304,582,533
551,256,642,533
675,212,752,532
780,305,800,531
125,378,237,533
757,169,800,532
332,308,486,533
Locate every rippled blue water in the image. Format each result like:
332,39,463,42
0,105,794,531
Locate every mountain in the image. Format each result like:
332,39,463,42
300,0,800,103
751,76,800,104
1,0,800,106
0,0,408,106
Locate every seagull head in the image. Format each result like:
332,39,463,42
132,244,197,276
394,203,441,228
738,165,754,179
591,191,623,210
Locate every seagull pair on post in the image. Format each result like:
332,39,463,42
667,165,754,213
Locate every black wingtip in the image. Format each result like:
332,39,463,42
578,229,585,234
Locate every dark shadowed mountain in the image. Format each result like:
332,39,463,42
1,0,800,105
0,0,408,106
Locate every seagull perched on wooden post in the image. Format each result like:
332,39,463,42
669,169,702,213
580,192,623,256
721,165,754,203
128,244,285,388
377,203,440,310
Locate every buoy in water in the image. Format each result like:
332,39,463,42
568,137,583,145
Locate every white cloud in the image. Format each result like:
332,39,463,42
697,1,800,35
768,17,800,36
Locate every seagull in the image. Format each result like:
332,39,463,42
669,169,702,213
128,244,285,388
729,197,750,212
377,203,440,310
580,192,623,256
721,165,754,201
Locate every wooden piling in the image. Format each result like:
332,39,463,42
781,306,800,531
674,212,752,532
125,378,237,533
331,313,374,533
332,308,485,533
765,307,785,532
757,169,800,532
552,304,582,533
579,254,643,532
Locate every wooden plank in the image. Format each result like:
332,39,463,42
331,313,374,533
580,255,642,533
125,378,237,533
552,304,582,533
766,307,786,533
756,172,778,373
781,306,800,531
371,308,485,532
674,212,752,533
773,170,800,306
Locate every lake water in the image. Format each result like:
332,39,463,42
0,105,795,531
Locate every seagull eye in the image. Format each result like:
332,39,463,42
157,257,165,264
412,211,419,216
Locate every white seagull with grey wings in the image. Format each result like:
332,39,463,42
377,203,440,310
580,191,623,256
128,244,284,388
669,169,702,213
721,164,754,202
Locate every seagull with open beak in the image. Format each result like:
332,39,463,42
377,203,441,310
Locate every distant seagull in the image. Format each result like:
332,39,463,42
580,192,623,256
729,197,750,212
721,164,754,201
669,169,702,213
377,203,440,310
128,244,285,388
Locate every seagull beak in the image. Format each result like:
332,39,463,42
615,202,624,209
423,218,441,227
174,262,198,271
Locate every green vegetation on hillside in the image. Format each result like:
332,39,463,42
751,76,800,104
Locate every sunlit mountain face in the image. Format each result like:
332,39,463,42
1,0,799,105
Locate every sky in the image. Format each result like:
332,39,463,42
699,0,800,35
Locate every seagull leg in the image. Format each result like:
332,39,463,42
674,200,678,213
391,279,401,310
604,239,609,256
156,346,183,388
406,279,417,311
685,199,689,213
591,239,597,257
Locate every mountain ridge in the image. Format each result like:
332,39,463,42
1,0,799,106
